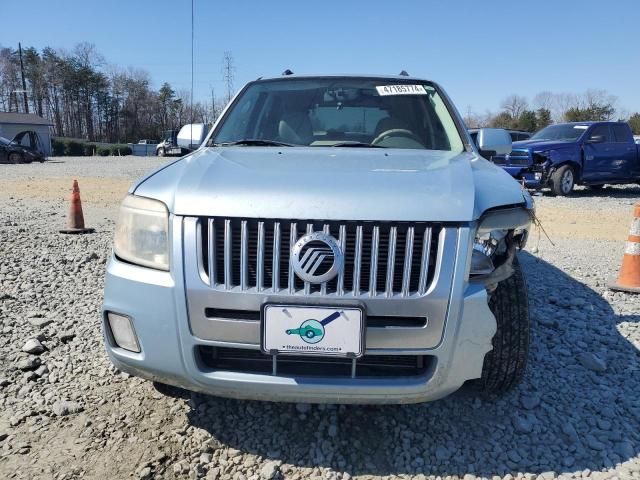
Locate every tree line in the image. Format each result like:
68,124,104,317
2,42,639,141
0,42,231,143
465,89,640,134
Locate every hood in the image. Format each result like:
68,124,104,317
133,147,527,222
512,139,576,151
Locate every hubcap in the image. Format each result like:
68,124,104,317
562,170,573,193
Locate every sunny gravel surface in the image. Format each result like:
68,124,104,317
0,156,639,480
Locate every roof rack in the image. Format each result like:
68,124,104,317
282,69,294,76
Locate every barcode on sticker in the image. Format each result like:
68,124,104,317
376,85,428,96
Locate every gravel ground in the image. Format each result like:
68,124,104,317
0,156,639,480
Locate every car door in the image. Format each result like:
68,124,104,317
610,124,635,180
582,125,617,182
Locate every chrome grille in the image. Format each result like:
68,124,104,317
196,218,442,297
508,150,530,166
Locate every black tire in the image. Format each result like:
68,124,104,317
474,257,529,394
157,148,165,157
550,164,575,196
8,152,22,164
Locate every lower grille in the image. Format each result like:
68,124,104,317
508,150,530,166
197,346,431,378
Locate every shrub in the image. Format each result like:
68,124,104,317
52,139,65,156
64,140,84,156
96,146,111,156
83,143,97,156
110,144,132,156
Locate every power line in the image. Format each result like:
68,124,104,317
190,0,194,145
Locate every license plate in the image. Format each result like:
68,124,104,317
262,305,364,357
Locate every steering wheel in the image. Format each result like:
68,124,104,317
371,128,423,146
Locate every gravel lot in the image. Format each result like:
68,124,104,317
1,156,639,480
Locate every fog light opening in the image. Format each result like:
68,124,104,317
107,312,141,353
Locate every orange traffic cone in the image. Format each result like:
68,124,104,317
609,202,640,293
59,180,95,234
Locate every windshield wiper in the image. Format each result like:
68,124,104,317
329,141,386,148
217,139,294,147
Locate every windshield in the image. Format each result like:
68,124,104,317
209,78,464,151
530,124,588,141
0,136,13,146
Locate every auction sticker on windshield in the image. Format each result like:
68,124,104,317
262,305,364,357
376,85,428,96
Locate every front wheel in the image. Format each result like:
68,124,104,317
8,152,22,164
474,256,529,394
550,165,575,196
157,148,165,157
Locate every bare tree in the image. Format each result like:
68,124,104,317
533,91,554,111
222,51,235,105
500,94,529,120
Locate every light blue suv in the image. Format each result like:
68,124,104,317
102,74,533,403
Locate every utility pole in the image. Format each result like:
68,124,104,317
18,42,29,114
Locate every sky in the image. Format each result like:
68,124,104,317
2,0,638,115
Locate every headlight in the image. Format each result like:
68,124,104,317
114,195,169,270
470,230,506,276
470,206,533,278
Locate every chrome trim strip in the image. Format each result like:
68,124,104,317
304,223,313,295
321,223,330,295
402,226,414,296
369,225,380,296
272,222,281,292
207,218,216,286
418,227,432,295
337,224,346,296
288,222,297,294
257,221,265,292
224,219,232,290
385,226,397,297
353,225,363,294
240,220,248,291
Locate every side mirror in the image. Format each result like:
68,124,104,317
476,128,512,157
587,135,605,143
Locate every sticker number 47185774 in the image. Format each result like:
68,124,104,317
376,85,428,96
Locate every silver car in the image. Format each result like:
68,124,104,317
102,74,533,404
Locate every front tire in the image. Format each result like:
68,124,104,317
8,152,22,164
157,148,165,157
474,257,529,394
550,165,575,196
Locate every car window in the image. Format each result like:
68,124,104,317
588,125,611,142
611,124,631,143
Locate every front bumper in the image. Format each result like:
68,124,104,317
503,166,546,189
101,222,497,404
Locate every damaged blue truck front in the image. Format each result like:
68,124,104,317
492,121,640,196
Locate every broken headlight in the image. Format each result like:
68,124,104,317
470,230,507,276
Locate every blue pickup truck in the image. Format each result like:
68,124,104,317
491,121,640,195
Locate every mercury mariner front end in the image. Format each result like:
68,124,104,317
101,74,533,403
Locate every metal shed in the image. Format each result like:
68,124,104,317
0,112,53,156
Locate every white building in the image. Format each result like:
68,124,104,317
0,112,53,156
